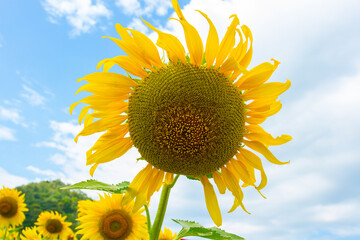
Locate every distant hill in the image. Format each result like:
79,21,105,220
16,179,90,230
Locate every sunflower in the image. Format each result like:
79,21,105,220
159,227,177,240
76,193,148,240
72,0,291,226
20,227,42,240
35,211,72,240
0,186,28,227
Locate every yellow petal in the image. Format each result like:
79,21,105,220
171,0,185,20
133,168,157,212
231,159,256,186
245,132,292,146
122,164,152,205
200,176,222,227
89,163,99,177
245,97,277,111
164,172,174,184
79,72,138,88
142,18,186,63
215,15,239,68
218,57,240,76
103,56,148,78
103,36,153,70
171,18,203,66
86,137,132,165
246,116,267,125
75,115,127,142
242,80,291,100
244,140,290,165
238,25,253,68
246,101,282,118
128,29,163,68
196,10,219,67
212,171,226,194
147,169,165,199
78,106,90,125
236,150,267,190
235,59,280,90
75,83,132,97
221,167,246,211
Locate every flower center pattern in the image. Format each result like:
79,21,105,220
129,63,245,176
45,219,63,234
0,197,18,218
99,210,132,240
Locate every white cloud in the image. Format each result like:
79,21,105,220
0,168,29,187
0,126,16,141
26,165,61,179
0,105,21,124
20,85,46,106
42,0,111,37
115,0,172,16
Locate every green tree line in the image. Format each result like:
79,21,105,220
16,180,90,231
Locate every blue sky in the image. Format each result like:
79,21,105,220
1,0,360,239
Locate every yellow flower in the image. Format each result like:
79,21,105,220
72,0,291,226
0,186,28,227
159,227,177,240
76,193,148,240
20,227,42,240
1,226,20,240
35,211,72,240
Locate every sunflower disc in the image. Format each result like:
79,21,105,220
129,63,245,176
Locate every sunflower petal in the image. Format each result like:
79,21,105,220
238,25,253,68
142,18,186,63
212,171,226,194
123,164,153,205
235,59,280,90
215,15,239,68
128,29,163,68
242,80,291,100
196,10,219,67
244,140,290,165
170,18,203,66
200,176,222,227
79,72,138,88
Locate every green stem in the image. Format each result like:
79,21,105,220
144,204,152,234
3,227,7,240
149,175,180,240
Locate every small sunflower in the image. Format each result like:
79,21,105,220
35,211,72,240
20,227,42,240
0,186,28,227
72,0,291,226
159,227,177,240
76,193,148,240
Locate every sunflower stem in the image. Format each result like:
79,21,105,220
150,175,180,240
144,204,152,234
3,227,7,240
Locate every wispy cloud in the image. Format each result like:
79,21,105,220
20,85,46,106
0,105,21,124
0,126,16,141
0,168,29,187
115,0,172,16
42,0,111,37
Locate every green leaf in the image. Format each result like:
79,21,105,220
173,219,245,240
62,180,129,194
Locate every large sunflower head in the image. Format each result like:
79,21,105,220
72,0,291,226
0,186,28,227
20,227,42,240
35,211,72,240
76,193,148,240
